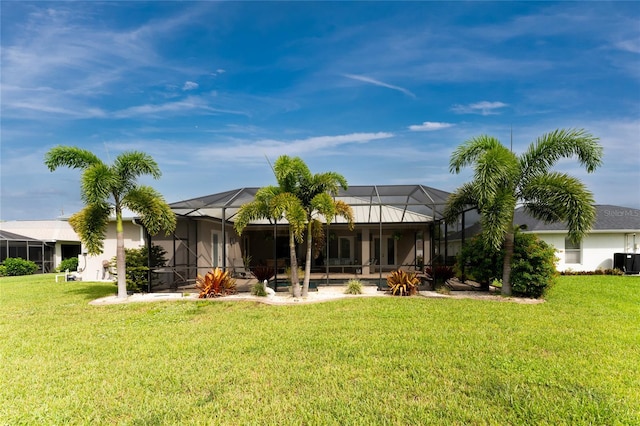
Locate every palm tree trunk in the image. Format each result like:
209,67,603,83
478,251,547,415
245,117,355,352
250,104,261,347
289,230,301,297
115,207,127,299
501,230,514,296
302,223,313,297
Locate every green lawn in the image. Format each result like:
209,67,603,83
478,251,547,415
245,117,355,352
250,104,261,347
1,274,639,425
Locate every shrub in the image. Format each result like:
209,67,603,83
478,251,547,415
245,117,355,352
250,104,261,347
386,269,419,296
0,265,6,277
456,230,557,298
251,281,268,297
345,279,363,295
57,257,79,273
510,233,557,298
196,268,237,298
425,265,456,282
111,244,168,292
2,258,38,276
251,265,275,282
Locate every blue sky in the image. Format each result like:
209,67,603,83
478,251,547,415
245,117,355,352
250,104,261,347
1,1,639,221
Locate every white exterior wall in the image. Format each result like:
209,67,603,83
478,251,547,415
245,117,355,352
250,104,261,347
533,232,635,272
78,220,146,281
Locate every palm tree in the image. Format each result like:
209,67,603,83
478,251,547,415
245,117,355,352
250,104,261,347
234,155,354,298
234,185,306,297
44,146,176,298
295,173,354,297
444,129,603,296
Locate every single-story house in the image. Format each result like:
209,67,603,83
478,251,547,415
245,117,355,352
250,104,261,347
515,205,640,273
0,220,82,273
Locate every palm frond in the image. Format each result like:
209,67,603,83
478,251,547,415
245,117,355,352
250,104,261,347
44,146,102,171
449,135,503,174
478,189,517,251
81,163,117,205
334,200,355,230
520,129,603,181
443,183,478,224
68,203,112,255
114,151,162,183
123,186,177,235
474,145,519,207
521,172,596,243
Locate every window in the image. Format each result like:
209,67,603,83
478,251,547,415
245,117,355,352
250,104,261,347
564,237,581,264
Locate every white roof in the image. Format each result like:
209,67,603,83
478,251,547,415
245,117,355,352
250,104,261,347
0,220,80,242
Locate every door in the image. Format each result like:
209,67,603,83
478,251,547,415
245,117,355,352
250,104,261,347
211,232,222,267
373,236,396,271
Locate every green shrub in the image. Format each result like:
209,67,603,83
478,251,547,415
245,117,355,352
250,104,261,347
251,281,268,297
456,230,557,298
344,279,363,295
57,257,79,273
0,265,6,276
510,232,557,298
2,258,38,276
111,244,168,292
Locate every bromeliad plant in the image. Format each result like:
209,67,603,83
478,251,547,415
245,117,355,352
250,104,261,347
386,269,420,296
196,268,237,298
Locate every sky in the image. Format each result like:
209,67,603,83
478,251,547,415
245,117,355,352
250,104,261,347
1,1,639,221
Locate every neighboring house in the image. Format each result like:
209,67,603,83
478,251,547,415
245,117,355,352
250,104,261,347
515,205,640,273
0,220,81,273
0,217,147,280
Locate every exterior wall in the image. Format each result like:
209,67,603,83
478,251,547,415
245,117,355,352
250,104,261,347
78,220,145,281
532,232,636,272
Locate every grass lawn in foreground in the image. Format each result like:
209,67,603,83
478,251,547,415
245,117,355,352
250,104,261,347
1,274,639,425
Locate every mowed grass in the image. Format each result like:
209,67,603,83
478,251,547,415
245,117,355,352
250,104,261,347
1,275,639,425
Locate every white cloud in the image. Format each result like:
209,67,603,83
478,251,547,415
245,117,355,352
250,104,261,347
408,122,454,131
451,101,508,115
112,96,247,118
199,132,394,161
343,74,416,98
182,81,199,91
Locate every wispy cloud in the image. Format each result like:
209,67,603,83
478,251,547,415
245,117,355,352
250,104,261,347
199,132,394,161
182,81,199,91
451,101,508,115
343,74,416,98
408,122,454,131
112,96,247,119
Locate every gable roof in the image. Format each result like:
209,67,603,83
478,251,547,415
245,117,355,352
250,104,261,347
515,205,640,232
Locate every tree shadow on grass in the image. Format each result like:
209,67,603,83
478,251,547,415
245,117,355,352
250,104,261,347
64,281,116,301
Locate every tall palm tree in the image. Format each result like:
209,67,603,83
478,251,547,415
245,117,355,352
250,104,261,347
295,173,354,297
234,155,354,298
234,185,306,297
44,146,176,298
444,129,603,296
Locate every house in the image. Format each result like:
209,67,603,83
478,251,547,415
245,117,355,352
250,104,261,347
145,185,469,290
515,205,640,273
0,220,82,273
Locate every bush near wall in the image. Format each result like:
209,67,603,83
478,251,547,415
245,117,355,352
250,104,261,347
457,230,557,298
2,258,38,276
57,258,79,273
111,245,168,292
560,269,624,276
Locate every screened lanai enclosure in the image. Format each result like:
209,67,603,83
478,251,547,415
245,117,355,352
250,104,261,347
0,230,55,273
148,185,481,291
